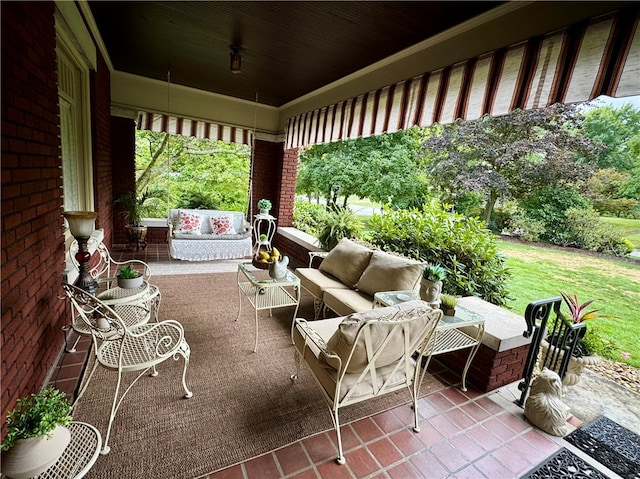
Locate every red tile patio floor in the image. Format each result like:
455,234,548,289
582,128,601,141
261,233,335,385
49,244,594,479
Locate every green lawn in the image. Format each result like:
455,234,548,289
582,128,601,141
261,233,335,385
498,239,640,368
600,216,640,247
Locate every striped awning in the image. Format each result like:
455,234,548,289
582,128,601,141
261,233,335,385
137,111,253,146
285,6,639,149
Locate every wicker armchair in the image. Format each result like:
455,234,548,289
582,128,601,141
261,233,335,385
62,283,193,455
291,300,442,464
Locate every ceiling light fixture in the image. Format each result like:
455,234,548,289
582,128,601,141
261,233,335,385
230,45,242,74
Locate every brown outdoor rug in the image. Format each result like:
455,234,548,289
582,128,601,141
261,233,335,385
72,272,446,479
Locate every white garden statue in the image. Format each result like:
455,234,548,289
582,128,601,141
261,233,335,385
524,367,570,436
268,255,289,280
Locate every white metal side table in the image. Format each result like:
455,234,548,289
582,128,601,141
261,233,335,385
236,262,300,352
34,422,101,479
253,213,277,253
373,291,485,391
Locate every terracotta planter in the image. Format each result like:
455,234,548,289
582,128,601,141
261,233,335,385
1,425,71,479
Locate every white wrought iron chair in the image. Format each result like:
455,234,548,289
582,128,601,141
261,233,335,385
291,300,442,464
62,283,192,455
66,239,162,351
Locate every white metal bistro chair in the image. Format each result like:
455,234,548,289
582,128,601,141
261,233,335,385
62,283,193,455
66,239,162,351
291,300,442,464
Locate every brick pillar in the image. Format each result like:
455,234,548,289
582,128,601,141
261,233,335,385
278,148,299,227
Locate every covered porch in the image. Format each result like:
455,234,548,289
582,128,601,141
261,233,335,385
42,244,636,479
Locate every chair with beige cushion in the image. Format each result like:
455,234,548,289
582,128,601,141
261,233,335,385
295,238,423,318
291,300,442,464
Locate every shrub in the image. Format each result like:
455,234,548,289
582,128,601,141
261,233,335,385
519,186,590,245
563,208,633,256
317,207,363,250
507,212,546,242
293,200,327,236
367,199,511,305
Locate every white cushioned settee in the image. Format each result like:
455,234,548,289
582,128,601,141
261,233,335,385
168,209,252,261
295,238,424,317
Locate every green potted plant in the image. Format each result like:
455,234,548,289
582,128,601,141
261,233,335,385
1,387,73,479
115,189,162,249
117,264,143,289
420,264,446,304
440,293,458,316
257,198,272,215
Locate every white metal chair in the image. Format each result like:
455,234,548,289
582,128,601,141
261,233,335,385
62,283,193,455
291,300,442,464
66,239,162,351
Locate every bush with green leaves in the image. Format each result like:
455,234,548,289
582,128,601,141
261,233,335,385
367,199,511,305
508,211,546,242
317,207,363,250
519,186,591,245
292,200,327,237
563,208,633,256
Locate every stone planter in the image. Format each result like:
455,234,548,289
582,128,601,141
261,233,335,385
0,426,71,479
539,341,601,387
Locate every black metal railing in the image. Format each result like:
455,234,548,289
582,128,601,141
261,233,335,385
514,296,587,407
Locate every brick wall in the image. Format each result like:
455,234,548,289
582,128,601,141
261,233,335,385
1,1,115,436
278,148,299,226
440,343,529,392
273,233,310,270
1,2,66,429
92,57,114,248
111,116,136,244
251,139,283,220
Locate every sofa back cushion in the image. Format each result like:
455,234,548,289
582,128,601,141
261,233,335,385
319,238,373,288
355,251,423,296
324,300,437,373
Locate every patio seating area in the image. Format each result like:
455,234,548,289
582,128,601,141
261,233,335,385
42,244,637,479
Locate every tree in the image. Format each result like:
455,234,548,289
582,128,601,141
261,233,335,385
581,103,640,172
419,104,602,223
297,128,428,209
585,168,637,217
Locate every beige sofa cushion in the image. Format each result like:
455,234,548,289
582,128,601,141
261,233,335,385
319,239,372,288
325,300,433,373
296,268,349,300
355,251,423,296
323,289,373,317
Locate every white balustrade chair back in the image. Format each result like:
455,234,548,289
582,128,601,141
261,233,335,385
68,239,161,341
62,283,193,455
291,300,442,464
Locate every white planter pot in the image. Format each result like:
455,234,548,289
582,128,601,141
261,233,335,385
419,279,442,305
1,425,71,479
539,341,601,386
117,275,143,289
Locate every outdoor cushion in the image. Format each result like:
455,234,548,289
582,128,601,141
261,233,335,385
324,300,432,373
177,210,202,234
319,238,372,288
355,251,422,296
296,268,349,300
210,216,236,235
323,289,373,317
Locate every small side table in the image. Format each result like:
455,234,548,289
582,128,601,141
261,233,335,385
253,213,277,253
34,422,102,479
373,291,485,391
236,262,300,352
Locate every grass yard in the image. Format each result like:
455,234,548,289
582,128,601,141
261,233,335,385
600,216,640,247
497,239,640,368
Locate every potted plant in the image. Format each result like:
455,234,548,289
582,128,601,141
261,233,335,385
1,387,73,479
117,265,143,289
541,291,616,386
420,264,446,304
115,189,161,249
440,293,458,316
257,198,272,215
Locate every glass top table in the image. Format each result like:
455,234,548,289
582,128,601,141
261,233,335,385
373,290,485,391
236,262,301,352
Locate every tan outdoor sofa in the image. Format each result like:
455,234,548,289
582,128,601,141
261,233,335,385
295,238,424,317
